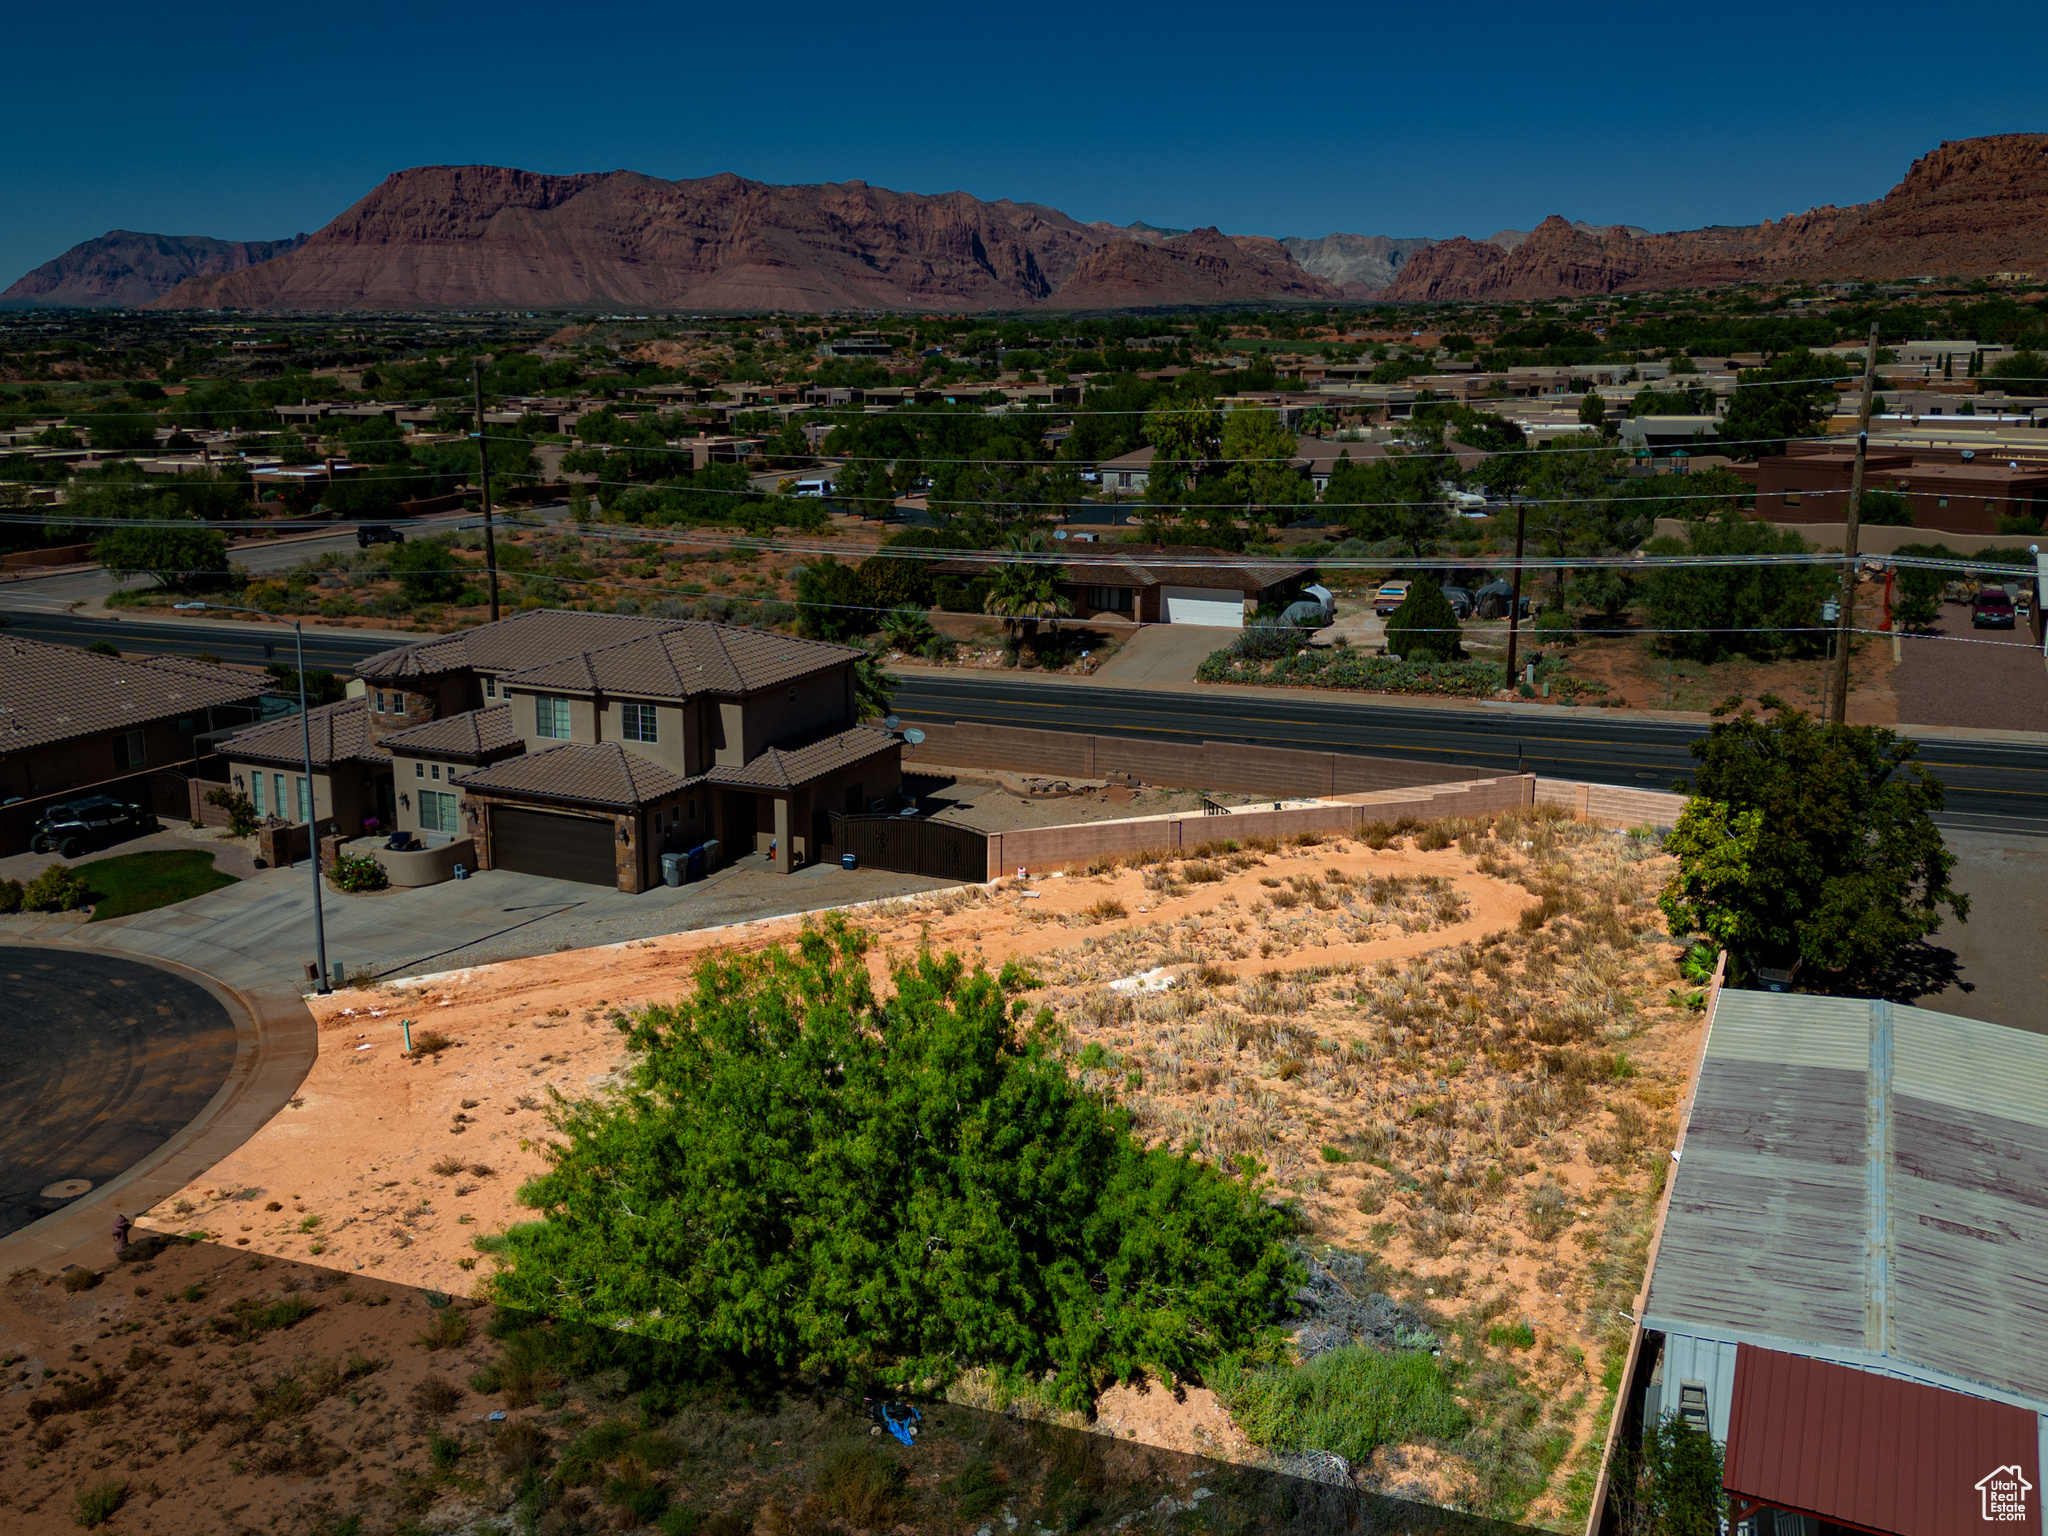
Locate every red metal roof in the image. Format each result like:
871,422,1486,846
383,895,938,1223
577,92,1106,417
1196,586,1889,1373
1726,1346,2039,1536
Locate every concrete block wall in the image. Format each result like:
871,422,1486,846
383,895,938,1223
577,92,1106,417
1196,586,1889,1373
986,775,1535,878
1534,780,1686,829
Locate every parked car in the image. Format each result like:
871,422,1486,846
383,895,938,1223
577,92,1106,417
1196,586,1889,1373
1373,580,1411,616
356,523,404,548
1972,586,2017,629
30,795,156,857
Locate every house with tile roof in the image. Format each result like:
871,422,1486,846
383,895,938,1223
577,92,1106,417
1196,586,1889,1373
216,610,900,892
0,635,269,804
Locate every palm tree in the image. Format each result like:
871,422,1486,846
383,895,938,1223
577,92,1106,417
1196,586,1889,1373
982,535,1071,649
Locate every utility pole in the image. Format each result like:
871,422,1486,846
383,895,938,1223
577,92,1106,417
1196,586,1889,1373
472,359,501,622
1503,502,1527,693
1830,321,1880,725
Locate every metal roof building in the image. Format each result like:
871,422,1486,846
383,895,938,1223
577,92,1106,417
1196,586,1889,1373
1621,990,2048,1536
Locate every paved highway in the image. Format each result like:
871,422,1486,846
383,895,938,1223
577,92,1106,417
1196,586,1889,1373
892,673,2048,837
6,602,2042,835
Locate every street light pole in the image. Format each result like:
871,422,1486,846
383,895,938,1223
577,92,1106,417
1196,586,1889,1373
472,360,501,622
175,602,330,993
1830,320,1882,726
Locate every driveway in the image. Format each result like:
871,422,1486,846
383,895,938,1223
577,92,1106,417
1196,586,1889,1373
1909,826,2048,1031
1091,624,1234,683
1895,608,2048,732
3,856,958,994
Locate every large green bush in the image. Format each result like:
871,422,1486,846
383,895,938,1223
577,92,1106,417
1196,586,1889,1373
21,863,92,913
1385,578,1463,662
1198,646,1505,698
488,919,1301,1405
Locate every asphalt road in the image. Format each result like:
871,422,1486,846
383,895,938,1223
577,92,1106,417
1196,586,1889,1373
6,601,2043,835
893,673,2048,836
0,948,239,1240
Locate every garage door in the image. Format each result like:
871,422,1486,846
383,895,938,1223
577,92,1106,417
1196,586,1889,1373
1160,585,1245,628
491,806,617,887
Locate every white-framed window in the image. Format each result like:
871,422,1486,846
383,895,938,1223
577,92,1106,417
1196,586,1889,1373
249,772,265,818
420,790,458,834
295,776,312,822
535,695,572,739
414,761,424,779
483,676,497,699
375,691,387,713
430,763,441,781
273,773,286,817
621,702,658,742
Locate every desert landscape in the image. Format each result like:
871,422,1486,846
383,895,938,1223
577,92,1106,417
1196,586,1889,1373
0,801,1703,1534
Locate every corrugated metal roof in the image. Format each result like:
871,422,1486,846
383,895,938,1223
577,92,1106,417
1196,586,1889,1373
1646,992,2048,1413
1724,1344,2040,1536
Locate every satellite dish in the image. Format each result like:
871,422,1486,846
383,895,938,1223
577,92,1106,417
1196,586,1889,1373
904,728,926,746
883,714,900,732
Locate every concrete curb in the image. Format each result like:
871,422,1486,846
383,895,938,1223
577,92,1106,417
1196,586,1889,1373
0,945,317,1276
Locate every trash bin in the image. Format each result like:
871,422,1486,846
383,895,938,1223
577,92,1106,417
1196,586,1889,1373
685,846,703,882
698,839,719,870
841,852,859,870
660,852,685,888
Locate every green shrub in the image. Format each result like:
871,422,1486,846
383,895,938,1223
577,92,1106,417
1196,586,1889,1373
1198,647,1505,698
204,786,260,837
1211,1345,1469,1464
0,878,22,914
1385,578,1463,661
22,863,93,913
73,1479,127,1528
416,1308,469,1351
1489,1321,1537,1350
328,849,390,893
487,918,1301,1407
817,1439,907,1527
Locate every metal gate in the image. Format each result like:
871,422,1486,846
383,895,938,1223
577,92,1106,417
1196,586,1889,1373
490,806,617,887
829,814,986,883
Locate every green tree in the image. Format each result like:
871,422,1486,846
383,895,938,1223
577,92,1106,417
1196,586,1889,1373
1715,349,1854,458
487,920,1300,1403
1219,404,1310,522
382,536,467,605
1888,542,1954,629
794,557,871,643
1141,397,1222,495
1659,700,1966,979
93,520,229,588
1987,349,2047,386
1579,390,1609,431
1608,1413,1727,1536
855,647,895,719
1642,510,1831,662
1385,578,1462,661
982,539,1072,646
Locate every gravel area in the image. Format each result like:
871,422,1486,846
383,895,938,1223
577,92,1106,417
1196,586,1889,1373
911,769,1271,832
1895,607,2048,732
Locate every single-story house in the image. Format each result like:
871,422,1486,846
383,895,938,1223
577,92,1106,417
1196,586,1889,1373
1,635,268,805
931,546,1313,629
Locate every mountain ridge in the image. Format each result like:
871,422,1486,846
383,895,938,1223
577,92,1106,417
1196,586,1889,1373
0,230,307,308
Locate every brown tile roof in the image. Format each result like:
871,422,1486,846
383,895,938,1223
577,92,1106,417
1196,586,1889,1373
354,609,675,681
456,741,688,809
931,546,1309,594
502,623,861,699
380,706,522,763
0,635,268,755
220,699,387,769
706,726,899,791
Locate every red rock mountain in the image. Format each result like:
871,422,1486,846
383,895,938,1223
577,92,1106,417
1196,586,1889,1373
150,167,1100,312
1384,134,2048,300
146,167,1338,313
1,230,306,308
1046,227,1340,308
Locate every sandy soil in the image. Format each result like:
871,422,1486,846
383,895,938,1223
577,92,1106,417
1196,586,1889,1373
115,807,1697,1526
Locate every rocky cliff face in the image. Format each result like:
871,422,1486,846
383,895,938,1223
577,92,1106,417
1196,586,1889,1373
1280,232,1437,295
1045,227,1340,309
1,230,306,307
152,166,1116,313
1384,135,2046,300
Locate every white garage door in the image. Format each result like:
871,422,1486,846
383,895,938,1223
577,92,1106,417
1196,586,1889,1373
1160,585,1245,628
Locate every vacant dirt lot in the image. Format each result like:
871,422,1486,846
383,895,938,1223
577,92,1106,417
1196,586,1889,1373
94,805,1696,1528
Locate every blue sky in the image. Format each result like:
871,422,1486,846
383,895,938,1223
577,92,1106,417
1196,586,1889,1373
4,0,2044,286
